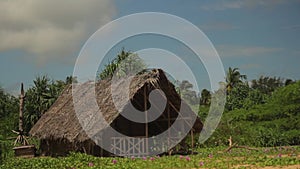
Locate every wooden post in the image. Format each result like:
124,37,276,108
144,86,148,155
13,83,29,145
100,133,103,156
13,83,31,152
19,83,24,133
191,129,194,155
167,105,171,155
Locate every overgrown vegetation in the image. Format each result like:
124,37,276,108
23,75,75,133
200,67,299,147
0,76,75,163
0,51,299,167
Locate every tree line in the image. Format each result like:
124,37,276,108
197,67,299,147
0,50,299,148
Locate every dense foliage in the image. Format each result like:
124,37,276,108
251,76,286,95
0,87,18,138
0,64,299,167
23,75,74,133
0,87,19,163
0,76,74,163
202,79,300,147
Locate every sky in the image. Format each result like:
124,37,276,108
1,0,300,94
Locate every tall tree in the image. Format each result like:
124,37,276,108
251,76,284,95
0,86,18,138
0,86,18,119
225,67,247,93
23,75,71,133
176,80,199,105
98,49,146,80
200,89,211,105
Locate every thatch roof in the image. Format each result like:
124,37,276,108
30,69,202,143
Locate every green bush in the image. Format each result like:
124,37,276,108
0,140,14,164
201,81,300,147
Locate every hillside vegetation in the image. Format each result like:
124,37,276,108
202,81,300,147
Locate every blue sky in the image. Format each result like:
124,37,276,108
1,0,300,94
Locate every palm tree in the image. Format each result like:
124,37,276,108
24,75,67,132
98,49,146,80
225,67,247,93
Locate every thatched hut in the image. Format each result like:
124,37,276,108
30,69,202,157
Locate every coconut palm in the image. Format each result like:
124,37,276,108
24,75,69,132
98,49,146,80
225,67,247,93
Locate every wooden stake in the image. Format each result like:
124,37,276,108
144,86,148,154
19,83,24,133
13,83,29,146
167,105,171,155
191,129,194,155
224,136,258,152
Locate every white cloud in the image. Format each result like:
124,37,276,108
201,0,287,11
0,0,116,65
216,45,283,58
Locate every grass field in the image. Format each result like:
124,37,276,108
1,146,299,169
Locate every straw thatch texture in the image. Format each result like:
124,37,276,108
30,69,202,156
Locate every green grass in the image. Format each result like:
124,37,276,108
1,146,299,169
